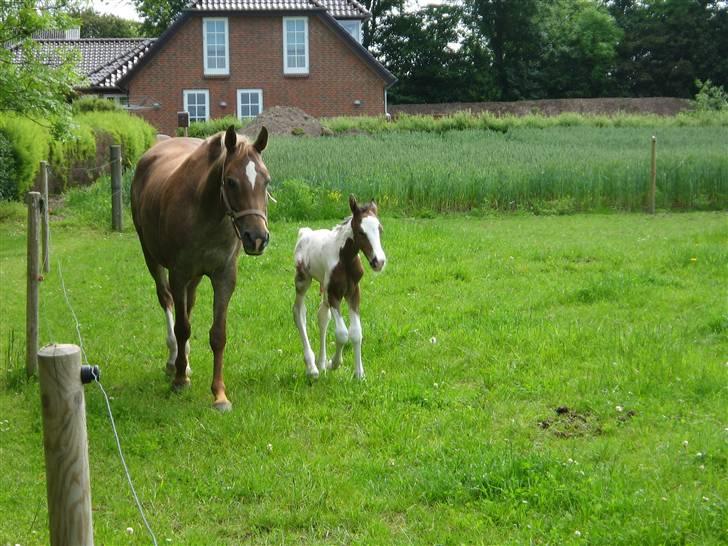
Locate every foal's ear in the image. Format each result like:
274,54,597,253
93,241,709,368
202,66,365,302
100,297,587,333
254,126,268,153
224,125,237,154
349,194,359,215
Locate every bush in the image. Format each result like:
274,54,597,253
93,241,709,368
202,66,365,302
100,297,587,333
0,114,50,200
75,111,156,168
72,96,121,114
177,116,250,138
693,79,728,112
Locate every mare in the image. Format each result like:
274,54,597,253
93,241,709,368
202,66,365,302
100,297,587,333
131,126,270,411
293,195,387,379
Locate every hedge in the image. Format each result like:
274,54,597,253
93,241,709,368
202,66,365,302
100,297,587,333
0,109,156,200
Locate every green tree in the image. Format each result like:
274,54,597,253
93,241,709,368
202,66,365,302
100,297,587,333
72,8,141,38
536,0,622,97
378,5,494,104
0,0,84,133
360,0,404,49
132,0,188,36
608,0,728,97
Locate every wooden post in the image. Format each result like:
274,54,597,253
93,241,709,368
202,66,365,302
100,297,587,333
26,191,41,376
649,136,657,214
37,344,94,546
40,160,50,273
110,145,122,231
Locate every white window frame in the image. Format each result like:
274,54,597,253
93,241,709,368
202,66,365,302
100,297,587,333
237,89,263,120
337,19,361,43
183,89,210,123
203,17,229,76
283,16,309,75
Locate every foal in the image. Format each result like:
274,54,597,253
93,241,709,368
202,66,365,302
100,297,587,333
293,195,386,379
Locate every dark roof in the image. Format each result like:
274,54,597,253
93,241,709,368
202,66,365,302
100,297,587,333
11,38,154,90
186,0,369,18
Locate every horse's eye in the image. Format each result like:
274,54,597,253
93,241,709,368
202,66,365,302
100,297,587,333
226,178,238,188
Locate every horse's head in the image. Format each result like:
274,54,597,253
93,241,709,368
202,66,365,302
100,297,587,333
349,194,386,272
220,125,270,255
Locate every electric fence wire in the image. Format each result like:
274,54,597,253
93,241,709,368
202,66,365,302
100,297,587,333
57,260,158,546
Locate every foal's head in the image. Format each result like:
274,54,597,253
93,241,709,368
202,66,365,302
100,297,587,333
219,126,270,255
349,194,386,272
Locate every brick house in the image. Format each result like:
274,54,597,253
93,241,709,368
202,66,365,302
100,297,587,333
25,0,396,135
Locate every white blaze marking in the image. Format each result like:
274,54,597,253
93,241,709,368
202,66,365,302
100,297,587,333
246,161,257,190
361,216,386,267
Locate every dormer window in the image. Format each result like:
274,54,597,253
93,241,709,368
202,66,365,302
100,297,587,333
283,17,309,75
203,17,229,76
337,19,361,43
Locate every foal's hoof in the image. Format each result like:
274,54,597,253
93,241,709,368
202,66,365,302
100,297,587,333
171,377,191,392
306,368,319,382
213,400,233,413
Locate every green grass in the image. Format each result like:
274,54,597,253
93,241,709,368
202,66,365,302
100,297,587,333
265,127,728,216
0,200,726,543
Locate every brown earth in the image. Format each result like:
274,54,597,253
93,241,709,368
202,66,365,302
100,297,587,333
390,97,692,117
240,106,324,138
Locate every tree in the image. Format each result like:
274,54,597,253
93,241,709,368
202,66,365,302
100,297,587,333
360,0,404,49
377,5,495,104
536,0,622,97
72,8,141,38
608,0,728,97
132,0,188,36
0,0,84,133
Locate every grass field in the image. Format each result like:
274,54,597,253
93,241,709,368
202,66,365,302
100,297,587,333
0,196,726,543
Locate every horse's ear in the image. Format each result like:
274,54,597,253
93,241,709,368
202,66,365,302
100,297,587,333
254,126,268,153
224,125,237,154
349,194,359,215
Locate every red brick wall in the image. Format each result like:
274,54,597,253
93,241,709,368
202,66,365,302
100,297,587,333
127,14,387,135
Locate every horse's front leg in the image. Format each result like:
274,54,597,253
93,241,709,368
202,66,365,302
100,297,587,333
209,270,236,412
329,299,348,370
169,273,192,391
293,270,317,379
316,300,331,372
346,285,364,379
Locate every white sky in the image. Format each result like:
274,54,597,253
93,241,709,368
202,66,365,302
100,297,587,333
90,0,142,21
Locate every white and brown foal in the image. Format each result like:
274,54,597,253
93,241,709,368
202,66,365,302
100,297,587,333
293,195,386,379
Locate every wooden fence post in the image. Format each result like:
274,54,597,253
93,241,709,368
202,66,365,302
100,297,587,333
40,160,51,273
26,191,41,376
38,344,94,546
649,136,657,214
110,145,122,231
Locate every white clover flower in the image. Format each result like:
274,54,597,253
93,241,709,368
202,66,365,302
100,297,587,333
429,336,437,344
126,527,134,535
574,530,582,537
615,405,624,412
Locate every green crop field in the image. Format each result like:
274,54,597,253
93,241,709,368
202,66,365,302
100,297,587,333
0,129,726,544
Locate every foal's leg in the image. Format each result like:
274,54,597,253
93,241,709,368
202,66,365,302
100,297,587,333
329,298,348,370
209,269,236,411
346,285,364,380
293,266,317,378
168,272,191,391
316,300,331,372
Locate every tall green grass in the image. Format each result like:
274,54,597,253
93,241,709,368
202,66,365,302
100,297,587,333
264,127,727,217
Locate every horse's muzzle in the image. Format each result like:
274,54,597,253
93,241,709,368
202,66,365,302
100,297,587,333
242,230,269,255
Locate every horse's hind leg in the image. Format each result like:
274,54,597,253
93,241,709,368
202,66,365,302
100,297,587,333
169,272,192,391
316,300,331,372
209,269,235,411
329,298,348,371
293,263,317,378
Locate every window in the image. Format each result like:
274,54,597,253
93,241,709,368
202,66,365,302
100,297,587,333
337,19,361,43
203,17,229,75
183,90,210,122
237,89,263,119
283,17,309,74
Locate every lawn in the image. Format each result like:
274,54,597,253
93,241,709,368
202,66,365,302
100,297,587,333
0,205,726,544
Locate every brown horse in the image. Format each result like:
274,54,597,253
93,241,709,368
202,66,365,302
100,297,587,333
131,126,270,411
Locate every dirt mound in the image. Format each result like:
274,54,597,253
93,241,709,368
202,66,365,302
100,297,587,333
241,106,323,138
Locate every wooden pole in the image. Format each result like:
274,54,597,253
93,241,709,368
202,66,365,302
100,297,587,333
26,191,41,376
649,136,657,214
38,344,94,546
40,160,50,273
110,145,122,232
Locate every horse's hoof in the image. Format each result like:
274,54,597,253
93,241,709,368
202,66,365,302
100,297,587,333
329,358,341,370
171,377,191,392
306,369,319,381
213,400,232,412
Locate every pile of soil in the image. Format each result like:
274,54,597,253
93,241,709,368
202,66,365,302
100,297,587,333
241,106,324,138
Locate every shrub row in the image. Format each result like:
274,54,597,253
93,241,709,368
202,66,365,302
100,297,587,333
0,107,156,200
323,110,728,135
176,115,250,138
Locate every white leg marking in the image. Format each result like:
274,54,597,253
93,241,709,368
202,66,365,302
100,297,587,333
165,308,177,373
330,307,348,370
293,293,317,378
349,311,364,379
316,301,331,371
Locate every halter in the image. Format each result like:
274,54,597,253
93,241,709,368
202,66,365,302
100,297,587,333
219,155,268,240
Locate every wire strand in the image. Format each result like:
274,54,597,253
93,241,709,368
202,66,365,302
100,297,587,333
57,259,158,546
